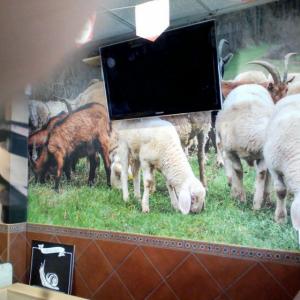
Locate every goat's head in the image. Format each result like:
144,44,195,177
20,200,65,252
178,177,206,214
30,146,48,175
248,52,298,103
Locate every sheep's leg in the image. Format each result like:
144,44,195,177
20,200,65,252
88,154,97,186
64,159,71,181
39,164,49,183
205,127,217,154
132,159,141,200
71,157,78,172
223,152,233,187
119,147,129,202
226,151,246,202
271,170,287,224
216,133,224,168
210,128,217,154
54,154,64,192
263,170,272,205
141,162,154,213
197,131,208,187
97,135,111,187
253,159,268,210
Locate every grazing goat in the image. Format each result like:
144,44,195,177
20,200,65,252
216,60,291,210
33,103,111,190
29,112,67,158
112,118,206,214
216,53,297,167
263,94,300,226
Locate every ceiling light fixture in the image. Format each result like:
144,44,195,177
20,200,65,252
75,12,97,46
135,0,170,42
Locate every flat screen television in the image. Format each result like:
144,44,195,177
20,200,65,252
100,19,221,120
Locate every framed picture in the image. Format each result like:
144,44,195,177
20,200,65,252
29,240,75,294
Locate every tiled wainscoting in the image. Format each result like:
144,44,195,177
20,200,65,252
1,223,300,300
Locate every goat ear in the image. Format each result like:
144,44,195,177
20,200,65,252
267,82,274,92
291,194,300,230
178,188,191,215
287,76,295,84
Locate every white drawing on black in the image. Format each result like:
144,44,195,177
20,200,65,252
36,244,67,291
39,260,59,291
38,244,66,257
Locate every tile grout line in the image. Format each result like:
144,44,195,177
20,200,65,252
72,238,93,262
59,238,95,298
192,253,226,294
110,269,135,300
259,261,293,299
9,232,27,283
88,240,115,298
106,245,138,300
140,246,180,300
92,240,136,300
221,262,258,295
164,253,191,280
213,291,232,300
74,266,93,298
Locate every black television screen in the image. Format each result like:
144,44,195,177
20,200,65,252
100,20,221,120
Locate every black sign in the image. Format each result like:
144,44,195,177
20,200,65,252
29,240,75,294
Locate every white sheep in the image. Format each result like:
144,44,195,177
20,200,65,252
63,80,107,110
112,118,206,214
263,93,300,226
29,99,69,129
288,81,300,96
163,112,211,187
216,84,274,209
234,70,268,83
216,70,269,167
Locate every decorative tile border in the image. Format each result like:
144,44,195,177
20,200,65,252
27,223,300,265
0,223,26,233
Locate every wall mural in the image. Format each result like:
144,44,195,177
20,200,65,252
28,0,300,251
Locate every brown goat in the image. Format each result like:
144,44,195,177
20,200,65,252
29,112,67,154
33,103,111,190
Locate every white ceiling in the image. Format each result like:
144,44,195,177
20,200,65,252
89,0,277,45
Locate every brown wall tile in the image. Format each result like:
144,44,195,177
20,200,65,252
0,232,8,261
262,261,300,298
167,254,222,300
7,226,298,300
76,241,113,293
117,247,162,300
226,264,290,300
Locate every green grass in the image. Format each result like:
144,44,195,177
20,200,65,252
28,151,298,251
28,43,300,251
223,42,300,80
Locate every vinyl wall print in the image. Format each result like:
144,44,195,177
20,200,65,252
27,0,300,251
29,240,75,294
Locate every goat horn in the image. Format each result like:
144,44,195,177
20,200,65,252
218,39,229,57
248,60,281,85
283,52,298,82
223,53,234,65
